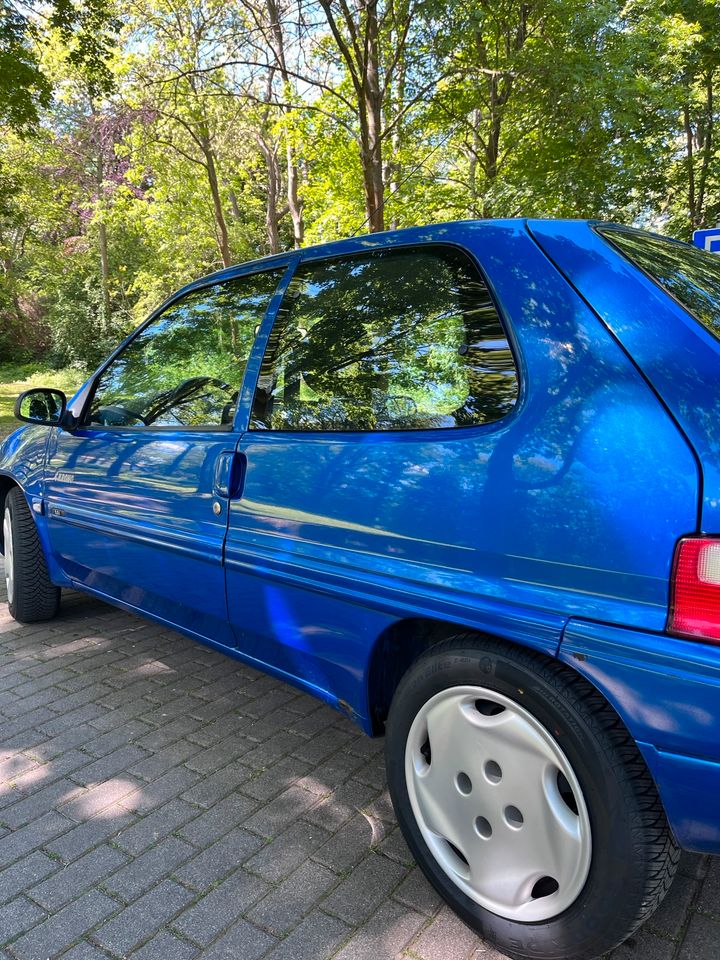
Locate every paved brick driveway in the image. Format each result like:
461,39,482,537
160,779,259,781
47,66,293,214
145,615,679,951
0,567,717,960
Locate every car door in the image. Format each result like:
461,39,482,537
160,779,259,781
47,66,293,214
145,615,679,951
45,264,288,644
222,239,522,701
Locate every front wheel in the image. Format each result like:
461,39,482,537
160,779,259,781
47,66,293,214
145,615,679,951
3,488,60,623
385,636,678,960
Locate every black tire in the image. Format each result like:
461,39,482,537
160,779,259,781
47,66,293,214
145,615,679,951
385,635,679,960
3,487,60,623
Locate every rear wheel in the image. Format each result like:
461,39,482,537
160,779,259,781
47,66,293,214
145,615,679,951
385,636,678,960
3,488,60,623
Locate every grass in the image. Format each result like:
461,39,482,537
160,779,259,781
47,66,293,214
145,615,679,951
0,363,88,439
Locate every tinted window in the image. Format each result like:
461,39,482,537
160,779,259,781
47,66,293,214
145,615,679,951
599,226,720,339
88,270,282,428
251,246,518,432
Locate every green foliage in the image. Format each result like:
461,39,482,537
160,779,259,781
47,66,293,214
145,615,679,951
0,0,718,369
0,363,87,437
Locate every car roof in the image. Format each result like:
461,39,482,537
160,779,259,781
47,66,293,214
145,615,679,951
176,218,607,297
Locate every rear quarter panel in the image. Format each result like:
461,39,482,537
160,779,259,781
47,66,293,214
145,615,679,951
223,221,700,725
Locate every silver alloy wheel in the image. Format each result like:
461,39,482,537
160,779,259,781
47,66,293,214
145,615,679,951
3,506,14,605
405,685,592,922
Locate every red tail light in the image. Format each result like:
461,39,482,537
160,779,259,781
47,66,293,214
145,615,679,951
669,537,720,644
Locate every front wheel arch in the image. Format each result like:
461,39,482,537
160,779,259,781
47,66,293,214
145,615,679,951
3,485,60,622
0,475,20,556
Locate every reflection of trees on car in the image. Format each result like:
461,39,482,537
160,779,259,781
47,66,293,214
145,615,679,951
254,246,519,432
88,270,282,428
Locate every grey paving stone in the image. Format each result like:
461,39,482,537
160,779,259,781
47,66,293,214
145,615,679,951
185,715,249,751
29,843,128,911
102,835,196,902
678,851,711,881
113,797,198,855
193,917,276,960
312,812,389,875
53,940,107,960
393,865,443,917
1,778,83,829
119,766,201,814
361,788,396,825
0,896,46,946
244,819,331,883
184,736,254,775
334,899,426,960
9,889,118,960
174,828,265,892
0,851,58,904
60,777,142,821
696,856,720,916
261,909,350,960
92,879,195,955
352,756,386,791
83,719,153,758
285,705,338,737
45,807,136,862
647,873,698,939
12,748,89,787
60,942,115,960
243,784,319,838
344,733,385,761
128,738,202,782
376,826,414,865
180,760,252,808
409,905,483,960
677,913,720,960
177,793,258,848
612,929,676,960
304,779,380,832
72,745,149,787
0,810,70,867
172,868,270,945
246,859,338,936
129,930,199,959
292,727,355,765
240,756,312,802
323,851,408,925
240,731,307,771
295,751,367,795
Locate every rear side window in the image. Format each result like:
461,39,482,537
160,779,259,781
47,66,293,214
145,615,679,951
598,226,720,339
251,245,519,432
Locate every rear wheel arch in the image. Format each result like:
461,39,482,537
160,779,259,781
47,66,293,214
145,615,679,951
366,619,557,735
384,632,679,959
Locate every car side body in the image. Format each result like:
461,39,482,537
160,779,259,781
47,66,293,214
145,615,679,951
1,217,719,864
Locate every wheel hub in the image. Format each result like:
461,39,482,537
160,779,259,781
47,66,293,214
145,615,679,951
405,685,592,922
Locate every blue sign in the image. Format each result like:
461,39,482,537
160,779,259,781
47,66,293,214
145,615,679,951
692,228,720,253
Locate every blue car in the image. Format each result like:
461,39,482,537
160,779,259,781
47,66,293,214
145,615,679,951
2,220,719,960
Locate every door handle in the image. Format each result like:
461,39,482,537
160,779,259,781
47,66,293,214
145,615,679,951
213,451,247,500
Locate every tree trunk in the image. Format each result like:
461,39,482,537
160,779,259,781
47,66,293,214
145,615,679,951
228,187,242,221
362,0,384,232
258,135,281,253
286,139,303,246
95,152,111,325
696,71,714,228
200,133,232,267
266,0,304,246
98,220,111,323
683,100,697,231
